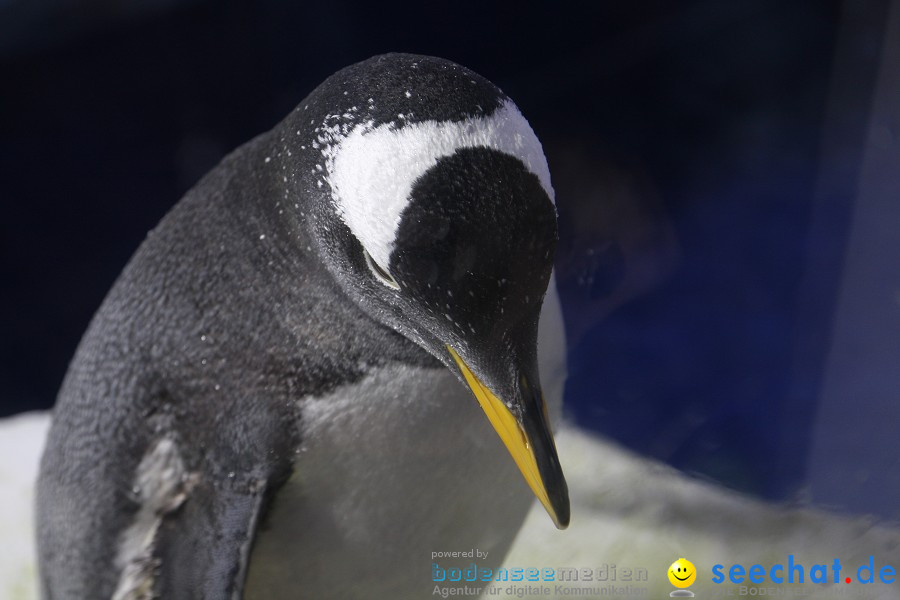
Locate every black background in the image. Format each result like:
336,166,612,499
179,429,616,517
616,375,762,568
1,0,877,501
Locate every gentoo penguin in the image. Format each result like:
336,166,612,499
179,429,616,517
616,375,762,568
36,53,569,599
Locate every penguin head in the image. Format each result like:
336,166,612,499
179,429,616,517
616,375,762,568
293,54,569,528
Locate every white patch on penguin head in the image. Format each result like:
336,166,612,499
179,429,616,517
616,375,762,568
320,100,555,273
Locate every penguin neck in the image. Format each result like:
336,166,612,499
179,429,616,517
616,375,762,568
165,133,439,379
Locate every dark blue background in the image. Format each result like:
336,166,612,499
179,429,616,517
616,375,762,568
0,0,883,504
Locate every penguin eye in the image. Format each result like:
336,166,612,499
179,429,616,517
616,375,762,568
363,248,400,290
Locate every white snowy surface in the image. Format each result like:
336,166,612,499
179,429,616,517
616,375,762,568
503,427,900,599
3,412,899,599
0,412,48,600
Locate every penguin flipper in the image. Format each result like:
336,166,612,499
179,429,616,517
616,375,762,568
150,477,267,599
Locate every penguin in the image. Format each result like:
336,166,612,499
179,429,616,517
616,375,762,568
36,53,569,599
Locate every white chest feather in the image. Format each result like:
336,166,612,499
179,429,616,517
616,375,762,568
244,364,529,599
243,282,566,599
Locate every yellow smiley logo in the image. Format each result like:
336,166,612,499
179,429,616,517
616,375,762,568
668,558,697,588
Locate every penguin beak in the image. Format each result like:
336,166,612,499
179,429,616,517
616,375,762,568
447,346,570,529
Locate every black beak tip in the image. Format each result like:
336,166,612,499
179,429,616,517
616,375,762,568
551,479,571,529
